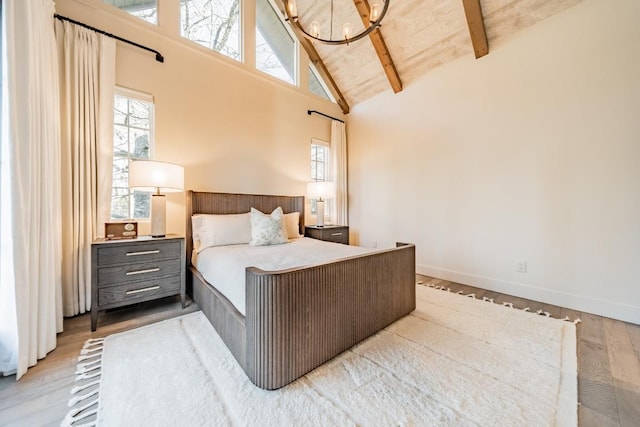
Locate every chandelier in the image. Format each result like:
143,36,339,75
283,0,389,45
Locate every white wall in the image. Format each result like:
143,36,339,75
348,0,640,324
56,0,344,235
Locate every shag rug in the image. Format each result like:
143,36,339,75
63,285,578,426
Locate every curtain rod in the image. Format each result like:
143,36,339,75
54,14,164,63
307,110,345,123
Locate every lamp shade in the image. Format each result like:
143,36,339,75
129,160,184,193
306,181,335,200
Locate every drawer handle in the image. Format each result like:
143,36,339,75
126,268,160,276
330,233,343,236
126,285,160,295
126,250,160,256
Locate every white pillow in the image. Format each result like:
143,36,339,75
284,212,302,239
192,213,251,253
249,207,288,246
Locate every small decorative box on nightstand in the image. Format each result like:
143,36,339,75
305,225,349,245
90,234,185,331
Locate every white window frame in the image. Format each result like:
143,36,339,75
111,87,155,221
310,138,331,214
311,138,330,181
255,0,298,85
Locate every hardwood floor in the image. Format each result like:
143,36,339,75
1,277,639,426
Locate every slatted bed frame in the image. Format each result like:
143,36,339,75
186,191,416,389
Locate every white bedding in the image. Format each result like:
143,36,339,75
193,237,377,316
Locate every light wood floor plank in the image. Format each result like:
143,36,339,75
580,404,621,427
602,317,640,426
578,339,620,422
626,322,640,361
0,379,75,426
582,312,606,346
611,379,640,427
602,318,640,389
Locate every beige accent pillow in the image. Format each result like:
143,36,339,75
191,213,251,253
284,212,302,239
249,207,288,246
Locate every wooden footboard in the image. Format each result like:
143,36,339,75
245,242,415,390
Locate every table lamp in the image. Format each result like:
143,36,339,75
129,160,184,237
307,181,335,227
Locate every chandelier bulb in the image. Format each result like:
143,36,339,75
370,3,381,23
342,22,352,40
287,0,298,20
310,21,320,38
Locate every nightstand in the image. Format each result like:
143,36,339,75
90,234,185,331
305,225,349,245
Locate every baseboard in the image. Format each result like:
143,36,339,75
417,264,640,325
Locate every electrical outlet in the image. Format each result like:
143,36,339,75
516,262,527,273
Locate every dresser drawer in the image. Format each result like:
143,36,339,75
97,258,182,286
97,276,182,306
305,226,349,245
319,229,349,244
96,240,181,267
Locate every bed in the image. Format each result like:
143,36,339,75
186,191,416,390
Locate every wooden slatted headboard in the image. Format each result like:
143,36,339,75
185,191,305,268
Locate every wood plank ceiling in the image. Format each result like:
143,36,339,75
280,0,583,113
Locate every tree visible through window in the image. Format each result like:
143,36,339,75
102,0,158,25
181,0,241,61
111,90,154,220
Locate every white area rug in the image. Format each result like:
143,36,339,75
64,285,577,426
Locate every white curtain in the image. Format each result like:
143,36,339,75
331,120,348,225
0,0,63,379
55,20,115,317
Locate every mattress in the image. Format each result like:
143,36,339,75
193,237,377,316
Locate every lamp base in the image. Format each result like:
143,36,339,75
151,194,166,238
316,199,325,227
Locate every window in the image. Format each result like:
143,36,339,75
103,0,158,25
256,0,296,84
311,139,330,182
181,0,242,61
310,139,330,214
308,65,334,101
111,89,154,220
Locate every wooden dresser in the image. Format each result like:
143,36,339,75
305,225,349,245
91,235,185,331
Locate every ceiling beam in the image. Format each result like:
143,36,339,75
462,0,489,58
352,0,402,93
275,1,350,114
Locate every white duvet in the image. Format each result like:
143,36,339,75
193,237,377,316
